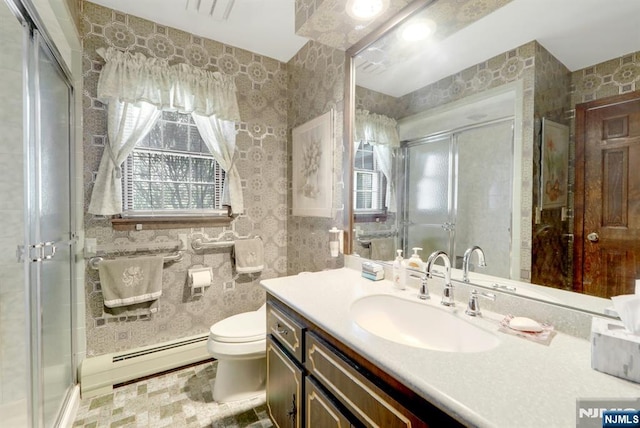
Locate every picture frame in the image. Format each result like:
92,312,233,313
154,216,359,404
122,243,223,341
292,110,334,217
540,118,570,209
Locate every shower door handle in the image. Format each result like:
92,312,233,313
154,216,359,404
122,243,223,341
19,239,73,263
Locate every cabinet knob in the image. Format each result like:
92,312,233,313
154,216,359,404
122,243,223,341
275,322,289,335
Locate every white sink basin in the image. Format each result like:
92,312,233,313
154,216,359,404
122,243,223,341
350,295,500,353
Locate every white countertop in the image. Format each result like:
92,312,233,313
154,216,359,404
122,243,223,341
261,268,640,428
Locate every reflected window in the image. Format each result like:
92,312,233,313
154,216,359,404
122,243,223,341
354,142,387,214
122,111,226,215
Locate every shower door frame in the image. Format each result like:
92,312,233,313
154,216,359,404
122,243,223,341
7,0,78,426
399,117,516,274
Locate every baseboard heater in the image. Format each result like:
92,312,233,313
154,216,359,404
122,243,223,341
79,333,210,398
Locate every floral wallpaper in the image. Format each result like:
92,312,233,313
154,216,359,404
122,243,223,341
81,2,288,356
287,40,347,274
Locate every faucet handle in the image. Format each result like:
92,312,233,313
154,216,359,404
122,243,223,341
409,273,430,300
441,282,455,307
465,289,496,317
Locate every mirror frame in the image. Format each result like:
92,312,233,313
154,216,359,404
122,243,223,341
341,0,618,318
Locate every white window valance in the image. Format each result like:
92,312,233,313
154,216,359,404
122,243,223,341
355,109,400,148
88,48,244,216
96,47,240,121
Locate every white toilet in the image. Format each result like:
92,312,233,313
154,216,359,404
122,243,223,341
207,304,267,402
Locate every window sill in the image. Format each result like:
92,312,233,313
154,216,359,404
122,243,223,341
354,212,388,223
111,215,233,231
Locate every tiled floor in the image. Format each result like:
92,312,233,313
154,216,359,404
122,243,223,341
73,361,272,428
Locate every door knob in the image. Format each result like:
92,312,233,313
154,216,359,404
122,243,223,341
587,232,599,242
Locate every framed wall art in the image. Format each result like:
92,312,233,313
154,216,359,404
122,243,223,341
292,110,334,217
540,118,570,209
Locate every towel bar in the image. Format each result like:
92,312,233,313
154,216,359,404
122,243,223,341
88,252,183,270
191,238,235,251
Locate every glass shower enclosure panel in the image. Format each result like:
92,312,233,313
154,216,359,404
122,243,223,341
27,31,74,428
454,120,513,278
402,135,453,258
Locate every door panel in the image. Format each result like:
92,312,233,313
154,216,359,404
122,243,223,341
578,92,640,297
28,31,74,428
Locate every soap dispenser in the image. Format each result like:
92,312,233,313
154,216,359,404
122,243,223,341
392,249,406,290
405,247,424,271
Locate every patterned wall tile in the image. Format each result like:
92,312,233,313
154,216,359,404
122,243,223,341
82,2,288,356
287,40,347,274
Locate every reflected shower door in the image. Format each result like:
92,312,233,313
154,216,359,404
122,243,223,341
454,120,513,277
403,135,453,258
27,31,74,428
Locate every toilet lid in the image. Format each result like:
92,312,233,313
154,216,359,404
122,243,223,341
209,308,266,343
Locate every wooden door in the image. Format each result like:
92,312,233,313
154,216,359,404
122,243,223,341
305,377,353,428
575,91,640,298
267,336,303,428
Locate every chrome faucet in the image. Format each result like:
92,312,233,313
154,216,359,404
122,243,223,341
409,272,430,300
462,246,486,283
425,251,454,306
465,289,496,317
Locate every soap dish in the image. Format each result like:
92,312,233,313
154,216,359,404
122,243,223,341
498,314,556,346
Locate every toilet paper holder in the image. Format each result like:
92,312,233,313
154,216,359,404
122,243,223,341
188,267,213,297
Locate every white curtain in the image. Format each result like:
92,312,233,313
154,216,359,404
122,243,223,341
355,109,400,212
88,100,161,215
355,109,400,147
192,114,244,215
96,47,240,121
89,47,242,215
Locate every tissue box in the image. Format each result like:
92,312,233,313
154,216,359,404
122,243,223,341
591,317,640,384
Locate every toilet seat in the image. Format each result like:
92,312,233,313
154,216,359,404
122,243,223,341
209,309,265,343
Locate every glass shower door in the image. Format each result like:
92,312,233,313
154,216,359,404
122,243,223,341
402,134,454,259
27,31,74,428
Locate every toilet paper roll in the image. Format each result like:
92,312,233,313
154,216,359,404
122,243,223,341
190,269,212,288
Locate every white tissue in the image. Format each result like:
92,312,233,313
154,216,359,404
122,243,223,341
191,270,212,287
611,294,640,335
188,267,213,297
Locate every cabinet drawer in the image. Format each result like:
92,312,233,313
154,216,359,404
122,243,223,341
306,377,353,428
305,333,426,428
267,336,303,428
267,301,305,362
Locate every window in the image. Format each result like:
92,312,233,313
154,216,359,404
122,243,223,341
122,111,226,216
354,142,386,213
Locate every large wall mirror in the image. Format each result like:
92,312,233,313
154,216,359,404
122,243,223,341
344,0,640,315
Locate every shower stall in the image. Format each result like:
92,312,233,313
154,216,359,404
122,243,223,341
0,0,76,426
400,118,516,278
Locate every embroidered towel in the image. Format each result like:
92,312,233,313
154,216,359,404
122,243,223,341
233,238,264,274
103,300,158,319
370,237,395,261
98,255,164,308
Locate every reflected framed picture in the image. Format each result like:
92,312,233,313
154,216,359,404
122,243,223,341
540,118,569,209
292,110,334,217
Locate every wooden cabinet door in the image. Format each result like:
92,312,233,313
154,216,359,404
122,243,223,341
267,336,303,428
306,377,353,428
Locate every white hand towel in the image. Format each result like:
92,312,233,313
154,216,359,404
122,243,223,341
98,255,164,308
370,237,395,261
234,238,264,274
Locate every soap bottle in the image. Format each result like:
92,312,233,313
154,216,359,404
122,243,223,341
405,247,424,271
392,249,406,290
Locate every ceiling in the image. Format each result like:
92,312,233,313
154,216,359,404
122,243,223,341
87,0,309,62
356,0,640,97
88,0,639,96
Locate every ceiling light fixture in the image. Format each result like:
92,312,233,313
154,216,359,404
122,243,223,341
400,19,436,42
346,0,388,21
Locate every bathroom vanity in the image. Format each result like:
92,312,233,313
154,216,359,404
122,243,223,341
262,267,640,427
